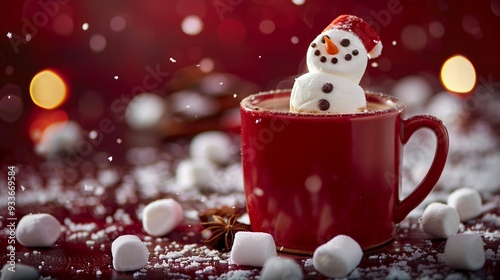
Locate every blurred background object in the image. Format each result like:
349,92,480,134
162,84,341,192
1,0,500,165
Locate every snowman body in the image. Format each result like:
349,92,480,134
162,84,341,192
290,72,366,113
290,28,371,113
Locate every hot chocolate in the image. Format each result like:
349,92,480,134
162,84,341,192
259,94,390,113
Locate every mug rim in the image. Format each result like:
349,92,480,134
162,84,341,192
240,89,405,118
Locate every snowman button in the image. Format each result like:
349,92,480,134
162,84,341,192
322,83,333,93
317,99,330,111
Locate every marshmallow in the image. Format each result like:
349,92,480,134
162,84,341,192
306,29,368,84
230,232,277,267
420,202,460,238
0,263,39,280
175,159,215,189
444,234,485,271
260,257,304,280
290,15,382,114
142,198,183,237
313,235,363,278
111,235,149,271
447,188,482,221
16,213,61,247
290,72,366,113
189,131,234,165
125,93,166,129
35,121,82,157
170,90,219,118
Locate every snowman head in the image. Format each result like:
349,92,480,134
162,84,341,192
305,15,382,85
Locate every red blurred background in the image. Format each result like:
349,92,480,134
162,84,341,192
1,0,500,164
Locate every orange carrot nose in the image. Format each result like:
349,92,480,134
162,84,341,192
324,35,338,55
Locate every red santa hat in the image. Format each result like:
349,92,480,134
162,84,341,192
323,15,383,59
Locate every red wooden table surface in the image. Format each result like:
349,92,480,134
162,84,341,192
1,138,499,279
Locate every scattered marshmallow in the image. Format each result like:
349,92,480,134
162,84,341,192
260,257,304,280
170,90,219,118
16,213,61,247
230,232,277,267
175,159,215,189
125,93,166,129
447,188,482,222
420,202,460,238
35,121,82,157
0,263,39,280
189,131,234,165
111,235,149,271
313,235,363,278
142,198,184,237
444,234,485,271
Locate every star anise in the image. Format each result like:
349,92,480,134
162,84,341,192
201,214,251,251
198,205,237,223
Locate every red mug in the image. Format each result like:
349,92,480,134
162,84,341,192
240,90,449,254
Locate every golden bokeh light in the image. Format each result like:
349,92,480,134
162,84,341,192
30,70,68,109
440,55,476,94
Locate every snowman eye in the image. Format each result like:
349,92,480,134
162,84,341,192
320,35,330,43
340,38,350,47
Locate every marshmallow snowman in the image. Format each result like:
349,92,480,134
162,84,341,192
290,15,382,113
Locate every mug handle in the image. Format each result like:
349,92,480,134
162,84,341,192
393,114,449,223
